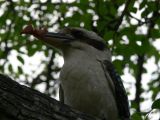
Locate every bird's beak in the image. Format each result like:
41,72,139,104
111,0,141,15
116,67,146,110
42,32,74,48
21,25,74,48
44,32,74,43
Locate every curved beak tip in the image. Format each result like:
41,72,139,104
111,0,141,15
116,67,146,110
21,24,34,35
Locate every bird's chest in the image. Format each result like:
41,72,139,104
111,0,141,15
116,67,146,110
59,55,106,97
60,58,95,86
60,57,104,106
59,55,118,120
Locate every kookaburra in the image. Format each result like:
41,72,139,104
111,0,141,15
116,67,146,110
21,25,130,120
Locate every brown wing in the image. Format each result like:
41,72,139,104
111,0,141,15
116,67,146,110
100,60,130,120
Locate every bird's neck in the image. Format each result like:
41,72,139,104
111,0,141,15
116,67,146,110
62,47,111,64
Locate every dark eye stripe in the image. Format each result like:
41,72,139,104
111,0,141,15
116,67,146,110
86,39,106,50
70,30,84,39
70,29,106,50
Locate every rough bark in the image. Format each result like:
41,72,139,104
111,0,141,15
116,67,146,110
0,74,101,120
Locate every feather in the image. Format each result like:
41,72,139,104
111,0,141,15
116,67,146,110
100,60,130,120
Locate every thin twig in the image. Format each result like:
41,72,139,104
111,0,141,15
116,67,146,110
112,0,132,50
114,0,132,32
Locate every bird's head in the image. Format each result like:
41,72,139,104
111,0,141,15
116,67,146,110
21,25,110,60
55,27,106,51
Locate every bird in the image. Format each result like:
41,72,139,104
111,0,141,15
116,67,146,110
21,25,130,120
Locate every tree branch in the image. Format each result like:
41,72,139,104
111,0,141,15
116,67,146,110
134,54,145,112
114,0,132,32
0,74,101,120
112,0,132,50
134,0,159,112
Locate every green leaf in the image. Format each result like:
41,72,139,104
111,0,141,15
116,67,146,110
127,1,136,13
131,112,143,120
113,60,123,74
17,55,24,64
116,0,125,5
148,1,157,11
8,64,13,73
141,9,149,18
150,29,160,39
130,7,137,13
79,0,88,4
97,21,107,33
18,66,23,74
59,4,67,14
140,0,147,10
103,31,114,40
152,99,160,109
98,1,107,16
